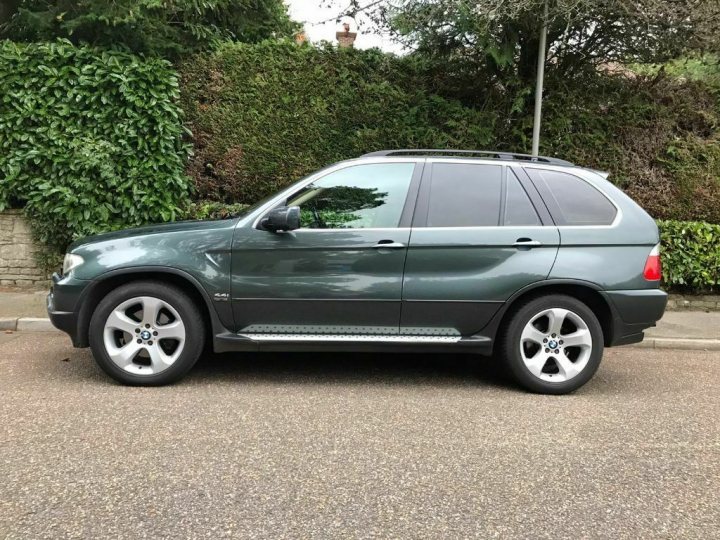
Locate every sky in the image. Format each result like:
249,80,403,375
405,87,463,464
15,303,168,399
285,0,404,53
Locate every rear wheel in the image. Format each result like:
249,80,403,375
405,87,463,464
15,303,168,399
500,295,604,394
89,281,205,386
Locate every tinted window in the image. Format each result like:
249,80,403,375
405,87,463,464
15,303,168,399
533,170,617,226
505,171,541,226
287,163,415,229
426,163,502,227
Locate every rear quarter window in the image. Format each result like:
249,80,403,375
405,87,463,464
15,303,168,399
528,169,617,226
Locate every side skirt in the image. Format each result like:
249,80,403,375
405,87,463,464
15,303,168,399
213,332,493,355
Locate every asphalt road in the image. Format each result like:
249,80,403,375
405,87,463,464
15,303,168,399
1,333,718,539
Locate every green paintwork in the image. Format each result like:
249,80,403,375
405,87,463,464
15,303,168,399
231,227,410,334
400,226,560,335
66,219,237,329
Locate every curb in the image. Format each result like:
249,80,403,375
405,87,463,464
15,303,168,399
629,338,720,351
1,317,56,332
2,317,720,351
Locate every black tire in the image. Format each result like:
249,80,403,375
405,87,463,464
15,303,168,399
88,281,206,386
499,294,604,394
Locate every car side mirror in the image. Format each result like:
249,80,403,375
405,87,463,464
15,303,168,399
261,206,301,232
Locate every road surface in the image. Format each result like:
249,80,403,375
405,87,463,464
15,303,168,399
1,332,718,538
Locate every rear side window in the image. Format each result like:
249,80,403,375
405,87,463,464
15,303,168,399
426,163,502,227
529,169,617,226
504,171,541,226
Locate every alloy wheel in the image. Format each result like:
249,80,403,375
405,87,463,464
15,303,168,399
519,307,593,382
102,296,186,375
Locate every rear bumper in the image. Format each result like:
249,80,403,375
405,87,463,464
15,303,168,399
601,289,668,346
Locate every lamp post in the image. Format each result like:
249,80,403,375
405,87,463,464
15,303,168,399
531,0,549,157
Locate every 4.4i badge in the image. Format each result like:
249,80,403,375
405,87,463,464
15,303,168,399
213,293,230,302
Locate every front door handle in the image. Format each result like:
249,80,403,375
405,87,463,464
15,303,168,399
513,238,542,248
373,240,405,249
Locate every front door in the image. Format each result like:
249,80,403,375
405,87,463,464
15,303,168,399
400,161,560,337
231,161,422,336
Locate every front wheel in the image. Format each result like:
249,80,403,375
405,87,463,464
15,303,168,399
500,295,604,394
88,281,206,386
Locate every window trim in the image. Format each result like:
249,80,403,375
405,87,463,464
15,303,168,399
510,166,555,226
522,167,621,228
502,168,545,227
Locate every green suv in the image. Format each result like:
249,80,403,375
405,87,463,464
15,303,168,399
48,150,667,393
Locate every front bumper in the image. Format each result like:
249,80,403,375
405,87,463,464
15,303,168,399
47,272,91,347
601,289,668,346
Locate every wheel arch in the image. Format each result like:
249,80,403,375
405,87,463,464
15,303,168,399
486,280,615,350
75,267,225,348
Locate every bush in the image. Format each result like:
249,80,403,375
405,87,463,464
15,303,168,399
182,200,248,221
181,41,720,223
180,41,497,204
0,40,191,256
541,75,720,224
0,0,299,60
659,220,720,291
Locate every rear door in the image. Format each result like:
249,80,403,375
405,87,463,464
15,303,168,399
400,160,560,337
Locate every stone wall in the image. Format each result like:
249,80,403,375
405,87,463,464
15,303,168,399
0,210,49,288
668,295,720,311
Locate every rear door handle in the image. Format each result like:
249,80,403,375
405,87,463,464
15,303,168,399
373,240,405,249
513,238,542,248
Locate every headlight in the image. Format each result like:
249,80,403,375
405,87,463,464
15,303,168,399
62,253,84,276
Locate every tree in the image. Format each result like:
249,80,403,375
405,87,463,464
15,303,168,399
0,1,21,26
0,0,300,58
342,0,720,84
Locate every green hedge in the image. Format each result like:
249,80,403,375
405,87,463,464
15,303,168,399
0,40,191,256
181,41,720,224
180,41,497,203
182,200,248,221
659,220,720,291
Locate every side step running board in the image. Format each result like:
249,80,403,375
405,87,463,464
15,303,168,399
239,333,462,343
213,332,493,354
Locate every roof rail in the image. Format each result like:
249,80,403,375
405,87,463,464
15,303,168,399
360,149,574,166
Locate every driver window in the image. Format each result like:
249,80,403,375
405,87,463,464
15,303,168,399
286,163,415,229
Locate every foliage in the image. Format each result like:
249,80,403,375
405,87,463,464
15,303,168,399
659,220,720,292
0,0,299,59
182,200,248,220
180,41,720,223
632,55,720,88
352,0,720,89
180,40,496,203
0,40,191,256
539,74,720,224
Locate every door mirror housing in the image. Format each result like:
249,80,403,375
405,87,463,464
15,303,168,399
261,206,301,232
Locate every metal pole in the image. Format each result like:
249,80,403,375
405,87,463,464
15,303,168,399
531,0,548,157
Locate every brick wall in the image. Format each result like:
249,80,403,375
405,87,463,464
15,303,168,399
0,210,49,288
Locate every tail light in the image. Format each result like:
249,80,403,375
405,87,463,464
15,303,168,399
643,244,661,281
